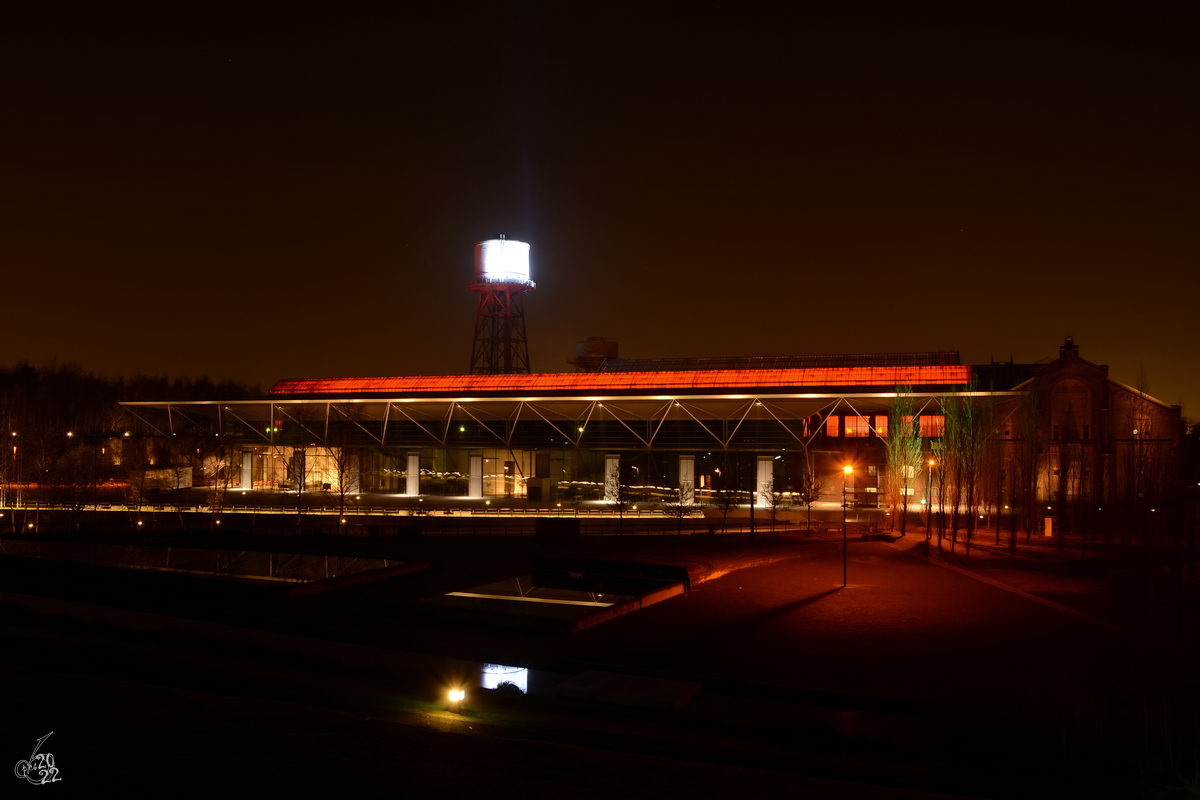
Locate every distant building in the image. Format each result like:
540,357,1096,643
124,338,1181,530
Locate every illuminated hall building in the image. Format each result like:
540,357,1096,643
123,338,1181,515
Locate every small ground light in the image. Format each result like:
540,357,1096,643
449,689,465,711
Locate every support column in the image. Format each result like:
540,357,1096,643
678,455,695,505
469,452,483,498
406,451,420,496
756,455,774,507
604,454,620,502
241,451,253,489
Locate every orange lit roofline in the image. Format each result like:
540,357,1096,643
269,366,972,396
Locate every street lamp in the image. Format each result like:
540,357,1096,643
842,465,853,587
926,459,936,530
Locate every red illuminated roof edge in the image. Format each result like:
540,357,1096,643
270,367,972,396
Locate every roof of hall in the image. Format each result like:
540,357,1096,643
269,365,974,399
596,351,961,372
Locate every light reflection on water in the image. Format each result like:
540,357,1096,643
0,539,397,584
480,664,529,693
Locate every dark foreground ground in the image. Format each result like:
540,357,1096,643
2,522,1198,798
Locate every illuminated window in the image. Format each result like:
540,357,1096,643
875,416,888,437
826,416,840,437
844,415,869,438
919,415,945,438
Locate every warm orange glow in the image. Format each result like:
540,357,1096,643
843,465,853,475
270,366,973,396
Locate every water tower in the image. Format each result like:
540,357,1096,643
469,236,535,374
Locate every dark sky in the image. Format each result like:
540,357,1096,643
1,3,1196,410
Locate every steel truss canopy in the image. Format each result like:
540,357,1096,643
122,366,1009,453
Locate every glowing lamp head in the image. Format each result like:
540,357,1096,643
449,689,465,703
843,465,853,475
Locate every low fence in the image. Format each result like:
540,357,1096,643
0,501,703,519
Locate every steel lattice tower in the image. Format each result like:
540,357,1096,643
469,237,535,374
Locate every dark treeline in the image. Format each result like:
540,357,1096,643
0,361,262,435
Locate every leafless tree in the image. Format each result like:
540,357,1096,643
794,452,824,535
939,388,992,556
709,468,741,535
764,487,789,536
661,487,691,534
885,388,923,537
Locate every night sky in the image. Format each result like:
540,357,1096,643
2,3,1196,411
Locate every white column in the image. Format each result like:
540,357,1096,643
604,454,620,501
678,455,695,505
756,455,774,507
469,452,483,498
241,451,253,489
406,451,420,496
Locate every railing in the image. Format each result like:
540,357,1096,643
0,502,705,520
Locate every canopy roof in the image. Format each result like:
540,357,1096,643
269,366,973,398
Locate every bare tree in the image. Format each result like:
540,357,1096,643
931,442,948,547
938,395,965,552
710,467,741,535
939,387,992,556
764,487,789,536
794,452,824,535
661,487,691,534
1012,388,1041,542
609,480,634,533
885,387,923,537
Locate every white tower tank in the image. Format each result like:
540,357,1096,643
473,237,534,287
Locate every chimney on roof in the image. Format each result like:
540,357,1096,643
1060,336,1078,359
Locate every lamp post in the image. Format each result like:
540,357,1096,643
926,459,936,530
842,465,853,587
